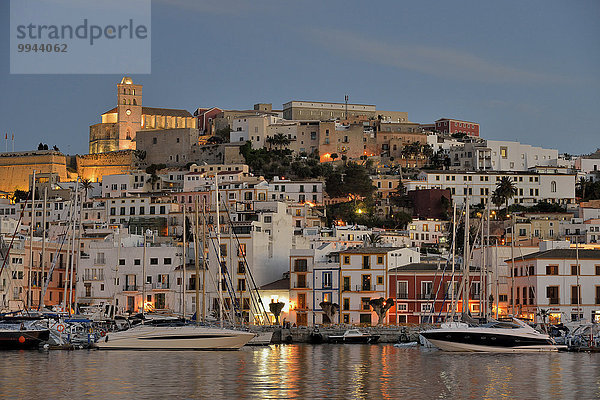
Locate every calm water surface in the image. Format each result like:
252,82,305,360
1,345,599,399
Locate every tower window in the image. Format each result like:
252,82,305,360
133,99,137,105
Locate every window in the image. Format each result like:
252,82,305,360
571,264,580,275
238,244,246,257
237,279,246,292
361,297,371,311
362,256,370,269
343,298,350,311
422,281,433,296
322,272,332,288
150,258,158,265
595,265,600,275
397,281,408,299
343,277,350,291
547,286,559,304
377,276,383,285
219,244,227,257
164,258,172,265
119,259,125,266
377,256,383,264
343,256,350,264
551,181,557,193
238,261,246,274
571,285,581,305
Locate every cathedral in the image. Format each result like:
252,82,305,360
89,77,196,154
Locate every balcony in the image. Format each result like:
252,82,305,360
293,265,308,272
549,298,559,305
124,284,139,292
357,284,373,292
418,293,434,300
571,298,582,305
596,298,600,305
293,282,308,289
83,272,104,281
397,292,408,300
153,282,170,290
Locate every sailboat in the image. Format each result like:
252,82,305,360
97,178,254,350
420,197,562,352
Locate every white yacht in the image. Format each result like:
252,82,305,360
420,319,563,352
95,325,255,350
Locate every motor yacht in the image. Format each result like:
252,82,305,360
420,318,563,352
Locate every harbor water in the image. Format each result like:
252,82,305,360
1,344,599,399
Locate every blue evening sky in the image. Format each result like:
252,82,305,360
0,0,598,155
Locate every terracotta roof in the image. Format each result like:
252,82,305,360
260,277,289,290
506,249,600,263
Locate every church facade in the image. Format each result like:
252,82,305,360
89,77,197,154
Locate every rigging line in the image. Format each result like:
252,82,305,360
201,212,240,324
39,201,76,308
220,199,270,323
0,193,31,279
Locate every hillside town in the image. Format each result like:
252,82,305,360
1,76,600,329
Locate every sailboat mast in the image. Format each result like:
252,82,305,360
215,175,224,328
450,203,456,319
27,170,36,310
67,178,79,316
462,197,470,318
202,198,207,324
40,187,47,310
182,206,186,318
194,197,200,326
112,230,121,318
485,196,490,319
510,214,515,316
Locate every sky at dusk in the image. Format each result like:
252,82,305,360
0,0,598,155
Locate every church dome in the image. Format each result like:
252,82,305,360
121,76,133,85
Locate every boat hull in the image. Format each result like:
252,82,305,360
95,326,255,350
0,329,50,350
420,330,560,353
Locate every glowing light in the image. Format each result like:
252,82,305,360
305,201,315,207
289,301,297,310
356,208,364,214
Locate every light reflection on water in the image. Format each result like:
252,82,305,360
0,345,599,399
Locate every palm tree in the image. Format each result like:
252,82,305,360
495,176,517,215
265,136,275,150
365,233,383,247
272,133,290,150
577,177,588,200
81,178,93,202
330,153,338,163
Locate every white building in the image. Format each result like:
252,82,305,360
268,177,324,205
449,140,558,172
77,234,182,315
102,172,150,198
510,247,600,324
408,219,449,248
407,170,576,207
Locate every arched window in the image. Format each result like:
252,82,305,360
551,181,556,193
123,88,126,94
132,89,135,95
133,99,137,105
123,99,126,105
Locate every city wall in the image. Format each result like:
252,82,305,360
0,151,67,192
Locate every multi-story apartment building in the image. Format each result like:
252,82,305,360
407,170,576,207
434,118,479,137
388,262,482,324
318,122,378,161
338,247,420,326
283,101,377,121
102,171,151,198
106,195,180,236
509,246,600,323
449,140,558,171
77,233,181,315
267,177,324,205
407,219,448,248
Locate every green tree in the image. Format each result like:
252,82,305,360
495,176,517,215
269,302,285,325
81,178,93,202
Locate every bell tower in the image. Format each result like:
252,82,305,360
116,76,143,150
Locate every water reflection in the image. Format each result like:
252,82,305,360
0,346,599,399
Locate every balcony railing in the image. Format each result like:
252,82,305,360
83,273,104,281
596,298,600,305
357,284,373,292
418,293,433,300
293,265,308,272
571,298,582,305
293,282,308,289
124,284,138,291
549,298,559,305
153,282,170,290
397,293,409,299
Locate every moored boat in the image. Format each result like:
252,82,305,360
0,322,50,350
420,319,563,353
328,329,379,344
95,325,255,350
